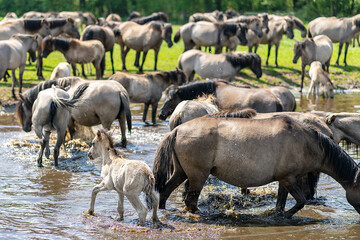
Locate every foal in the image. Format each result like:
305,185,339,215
307,61,334,99
87,129,159,226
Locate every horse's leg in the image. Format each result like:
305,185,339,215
325,60,330,72
121,46,130,71
343,42,349,66
154,49,160,71
11,69,17,99
117,111,127,148
254,44,259,53
248,46,253,53
110,49,115,74
68,118,76,139
44,130,51,159
93,60,101,80
81,64,87,79
142,103,149,123
139,51,148,73
336,43,343,66
300,64,306,93
151,102,158,125
34,127,46,167
71,63,78,77
88,182,106,215
357,35,360,47
117,192,124,220
275,184,288,213
134,51,140,67
185,172,208,213
18,65,25,95
282,182,306,218
159,167,187,209
275,43,280,68
126,193,148,226
54,127,67,167
266,44,272,66
36,53,44,80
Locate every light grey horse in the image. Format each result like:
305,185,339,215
307,61,334,99
308,16,360,66
0,19,50,40
292,35,333,92
0,34,39,98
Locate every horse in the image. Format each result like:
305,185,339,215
87,129,159,226
22,11,58,19
41,36,105,79
17,78,132,147
108,68,187,124
308,16,360,66
0,19,50,40
158,80,296,120
292,35,333,92
307,61,334,99
132,12,169,25
189,10,226,23
50,62,72,80
81,25,115,76
169,95,219,130
173,21,247,53
0,34,39,98
226,16,265,38
31,84,88,167
106,13,122,22
47,18,80,39
178,50,262,81
114,21,173,73
326,113,360,146
248,17,294,67
153,114,360,217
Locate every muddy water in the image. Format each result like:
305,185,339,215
1,92,360,239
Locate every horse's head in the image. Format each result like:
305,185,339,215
237,23,248,45
345,166,360,215
162,23,173,48
158,85,182,120
17,95,33,132
63,18,81,39
41,35,55,58
38,19,51,37
175,68,188,85
258,13,270,33
246,53,262,79
88,129,115,160
250,19,263,38
285,18,295,39
292,40,304,64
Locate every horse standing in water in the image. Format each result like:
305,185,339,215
87,129,159,226
153,114,360,216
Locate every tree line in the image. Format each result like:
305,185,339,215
1,0,360,23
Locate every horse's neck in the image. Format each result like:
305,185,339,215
17,38,33,50
156,73,175,90
101,147,126,166
179,84,215,100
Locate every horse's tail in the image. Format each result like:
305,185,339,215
275,100,283,112
174,29,181,43
118,89,132,133
153,129,178,192
143,172,159,210
292,100,297,112
305,171,320,200
308,29,312,38
53,83,89,109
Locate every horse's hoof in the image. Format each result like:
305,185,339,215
38,76,45,80
121,139,127,148
37,163,44,168
88,210,94,215
45,150,50,159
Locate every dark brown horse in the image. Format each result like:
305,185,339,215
153,114,360,217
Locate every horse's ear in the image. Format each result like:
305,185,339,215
96,130,102,139
33,34,39,40
42,19,50,27
67,17,75,23
326,114,336,125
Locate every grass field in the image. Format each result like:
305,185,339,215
2,25,360,101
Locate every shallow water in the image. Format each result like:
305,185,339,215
1,92,360,239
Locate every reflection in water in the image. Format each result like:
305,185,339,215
1,93,360,239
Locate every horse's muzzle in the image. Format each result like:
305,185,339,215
87,152,94,160
167,42,174,48
158,113,167,120
22,125,31,132
256,71,263,79
292,59,298,64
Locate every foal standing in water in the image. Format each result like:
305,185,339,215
87,129,159,226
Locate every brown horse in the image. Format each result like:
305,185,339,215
158,80,296,120
153,114,360,217
109,68,187,124
41,36,105,79
114,21,173,73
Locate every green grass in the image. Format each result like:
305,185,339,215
3,24,360,99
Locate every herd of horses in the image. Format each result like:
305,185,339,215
1,8,359,226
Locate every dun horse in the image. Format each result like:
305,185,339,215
292,35,333,92
0,34,39,98
87,129,159,226
326,113,360,146
50,62,72,80
158,80,295,120
178,50,262,81
109,68,187,124
307,61,334,99
29,85,88,167
0,19,50,40
114,21,173,73
153,114,360,216
308,16,360,66
41,36,105,79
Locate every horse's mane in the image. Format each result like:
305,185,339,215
234,16,259,24
48,18,67,29
207,108,257,119
127,11,141,21
21,80,58,106
175,81,217,100
54,37,70,52
292,16,306,31
150,22,162,32
98,129,122,157
23,19,44,31
318,131,359,186
56,77,82,88
221,22,238,37
148,69,185,84
134,12,168,25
